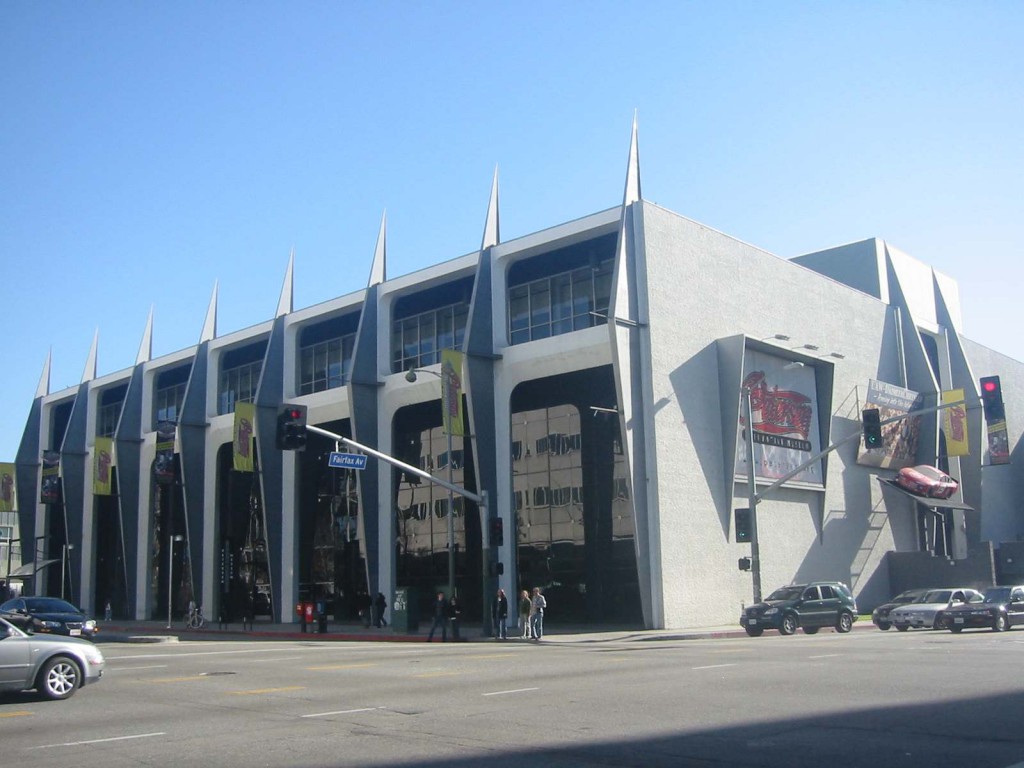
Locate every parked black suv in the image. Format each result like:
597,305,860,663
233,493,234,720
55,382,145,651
740,581,857,637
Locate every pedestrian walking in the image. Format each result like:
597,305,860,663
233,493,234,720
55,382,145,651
373,592,388,627
448,595,462,641
518,589,532,638
427,591,448,642
492,588,508,640
104,599,112,621
530,587,547,640
357,590,372,627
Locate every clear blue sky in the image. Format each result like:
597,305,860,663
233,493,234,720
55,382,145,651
2,2,1021,461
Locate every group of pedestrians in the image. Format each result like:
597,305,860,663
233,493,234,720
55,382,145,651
493,586,546,641
427,586,547,642
426,591,463,642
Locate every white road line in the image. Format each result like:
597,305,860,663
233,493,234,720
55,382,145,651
808,654,840,659
482,687,540,697
109,664,169,671
31,732,166,749
691,664,736,670
302,707,383,718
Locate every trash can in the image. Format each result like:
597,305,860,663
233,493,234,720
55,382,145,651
391,587,418,633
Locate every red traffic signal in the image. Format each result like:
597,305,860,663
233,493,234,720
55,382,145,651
980,376,1005,423
276,404,308,450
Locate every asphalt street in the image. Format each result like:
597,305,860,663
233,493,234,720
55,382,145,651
3,628,1024,767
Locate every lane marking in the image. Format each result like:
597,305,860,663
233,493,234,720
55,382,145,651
482,687,539,697
414,671,462,679
229,686,306,695
808,654,840,659
472,653,516,660
306,663,377,671
0,711,34,719
149,675,208,683
302,707,385,718
30,732,166,749
112,664,169,671
691,663,736,670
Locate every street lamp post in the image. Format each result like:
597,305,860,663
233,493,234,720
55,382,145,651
742,387,762,604
167,534,184,629
61,543,75,601
405,366,457,600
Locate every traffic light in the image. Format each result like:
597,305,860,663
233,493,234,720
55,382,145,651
275,404,308,450
862,408,883,449
490,517,504,547
734,508,752,543
980,376,1005,423
738,557,751,572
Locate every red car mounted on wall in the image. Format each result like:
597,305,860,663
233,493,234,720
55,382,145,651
895,465,959,500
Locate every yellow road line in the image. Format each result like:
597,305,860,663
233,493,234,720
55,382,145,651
0,711,34,718
229,686,306,696
414,671,463,679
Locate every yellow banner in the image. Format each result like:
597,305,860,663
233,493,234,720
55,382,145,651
233,402,256,472
441,349,465,437
0,462,16,512
93,437,115,496
941,389,969,458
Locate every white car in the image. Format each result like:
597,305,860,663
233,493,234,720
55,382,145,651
890,588,983,631
0,616,105,699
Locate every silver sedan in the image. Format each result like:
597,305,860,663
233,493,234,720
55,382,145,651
0,616,105,699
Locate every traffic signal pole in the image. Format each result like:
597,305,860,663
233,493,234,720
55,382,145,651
303,423,490,629
743,394,977,606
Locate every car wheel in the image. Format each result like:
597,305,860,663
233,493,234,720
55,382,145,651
994,614,1008,632
949,626,963,633
779,614,798,636
836,612,854,633
896,625,909,632
37,655,81,700
745,627,763,638
876,622,891,631
803,626,820,635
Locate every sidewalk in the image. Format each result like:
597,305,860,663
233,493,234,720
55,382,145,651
95,617,873,645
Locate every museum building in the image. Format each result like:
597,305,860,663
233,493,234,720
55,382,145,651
8,121,1024,630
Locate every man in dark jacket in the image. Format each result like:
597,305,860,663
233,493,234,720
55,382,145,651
427,591,448,642
492,588,508,640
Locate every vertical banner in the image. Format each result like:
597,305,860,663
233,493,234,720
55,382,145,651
735,349,823,485
41,450,61,504
93,437,115,496
233,401,256,472
941,389,969,458
154,421,176,485
441,349,465,437
0,462,16,513
857,380,923,469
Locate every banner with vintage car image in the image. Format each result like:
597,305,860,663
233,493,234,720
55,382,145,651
233,401,256,472
0,462,16,513
857,379,923,469
40,450,61,504
93,436,115,496
441,348,465,437
735,349,823,485
941,388,969,458
154,421,176,484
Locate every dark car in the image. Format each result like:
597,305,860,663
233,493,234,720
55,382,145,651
0,616,105,699
871,588,931,630
740,581,857,637
0,596,98,640
940,585,1024,633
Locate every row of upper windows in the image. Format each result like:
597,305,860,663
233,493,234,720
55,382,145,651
98,235,618,427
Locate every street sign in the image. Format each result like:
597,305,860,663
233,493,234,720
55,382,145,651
328,452,368,470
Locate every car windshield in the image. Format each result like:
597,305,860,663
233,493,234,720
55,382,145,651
766,587,803,601
920,590,953,603
895,589,928,602
23,598,81,613
983,588,1012,603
